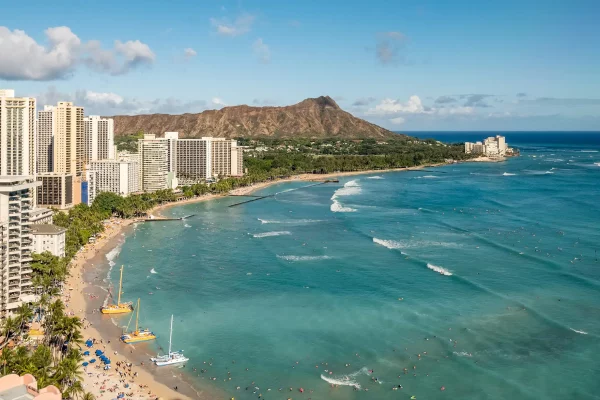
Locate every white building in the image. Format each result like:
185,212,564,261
84,116,115,162
138,134,169,192
87,160,140,204
0,90,36,176
465,135,509,156
31,224,66,257
29,208,54,225
0,176,41,314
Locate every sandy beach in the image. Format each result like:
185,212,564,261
62,162,474,399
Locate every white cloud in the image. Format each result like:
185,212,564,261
0,26,155,81
390,117,406,125
212,97,226,107
252,38,270,63
367,96,426,115
183,48,197,60
81,91,124,107
210,14,255,37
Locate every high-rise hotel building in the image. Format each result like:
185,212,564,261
138,134,170,192
0,90,36,176
0,176,41,315
51,102,84,175
84,116,115,163
36,106,54,173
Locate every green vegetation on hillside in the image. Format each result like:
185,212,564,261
114,130,144,152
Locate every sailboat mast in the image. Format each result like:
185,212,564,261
117,266,123,305
135,298,140,332
168,315,173,354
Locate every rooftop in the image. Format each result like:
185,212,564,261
30,224,66,235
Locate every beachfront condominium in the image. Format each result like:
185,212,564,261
0,176,41,315
84,116,115,163
465,135,510,157
36,106,54,173
0,90,36,176
86,159,140,204
51,102,85,175
138,134,170,192
36,173,74,210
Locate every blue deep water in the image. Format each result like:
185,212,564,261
108,133,600,400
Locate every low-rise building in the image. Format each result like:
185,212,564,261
31,224,66,257
0,374,61,400
29,208,54,225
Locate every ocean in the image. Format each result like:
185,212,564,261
106,132,600,400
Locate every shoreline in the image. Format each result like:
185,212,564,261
68,158,501,398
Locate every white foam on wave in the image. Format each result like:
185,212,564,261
502,172,516,176
320,367,369,389
184,223,191,228
570,328,588,335
150,268,157,274
426,263,453,276
258,218,324,224
105,243,123,268
373,237,461,249
367,176,384,179
594,162,600,167
331,200,357,212
330,180,361,212
579,150,598,153
373,238,402,249
415,175,439,179
545,171,554,174
277,255,332,261
252,231,291,238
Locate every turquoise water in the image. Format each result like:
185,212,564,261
109,136,600,400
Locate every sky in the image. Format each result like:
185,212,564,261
1,0,599,131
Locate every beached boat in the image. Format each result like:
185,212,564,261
151,315,189,366
101,266,133,314
120,299,156,343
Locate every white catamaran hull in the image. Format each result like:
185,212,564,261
155,356,189,366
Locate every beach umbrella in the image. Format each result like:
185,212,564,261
82,362,89,367
83,351,90,356
105,360,111,364
90,359,96,363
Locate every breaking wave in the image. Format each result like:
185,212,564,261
330,180,361,213
415,175,439,179
594,162,600,167
426,263,453,276
320,367,370,389
150,268,158,274
579,150,598,153
367,176,384,179
277,255,332,261
570,328,588,335
502,172,516,176
106,244,123,268
257,218,324,224
252,231,291,238
373,237,461,249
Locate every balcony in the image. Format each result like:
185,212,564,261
9,286,20,292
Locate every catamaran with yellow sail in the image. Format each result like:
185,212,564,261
101,266,133,314
120,298,156,344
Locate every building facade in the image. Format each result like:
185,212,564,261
36,106,54,174
31,224,66,257
138,134,169,192
29,208,54,225
176,138,211,183
0,176,41,315
36,173,73,210
52,102,84,176
465,135,510,157
0,90,36,176
0,374,61,400
84,116,115,163
87,160,140,204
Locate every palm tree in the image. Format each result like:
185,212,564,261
82,392,96,400
62,379,84,400
15,304,34,336
0,316,20,349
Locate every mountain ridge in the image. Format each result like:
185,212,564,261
110,96,398,139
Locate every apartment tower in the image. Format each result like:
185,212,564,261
84,116,115,163
138,134,169,192
52,102,84,175
36,106,54,173
0,90,36,176
0,176,41,315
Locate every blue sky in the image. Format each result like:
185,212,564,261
1,0,599,131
